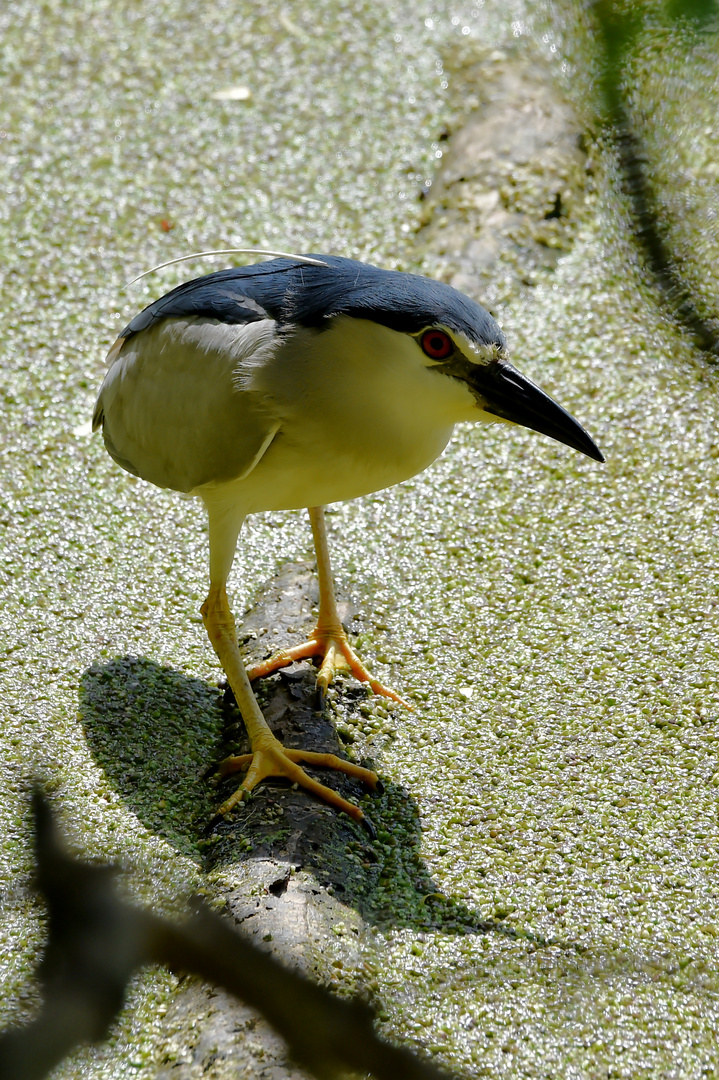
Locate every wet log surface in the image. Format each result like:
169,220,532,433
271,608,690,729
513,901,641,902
155,561,383,1079
418,43,592,305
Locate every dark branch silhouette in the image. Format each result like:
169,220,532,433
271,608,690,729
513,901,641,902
0,791,455,1080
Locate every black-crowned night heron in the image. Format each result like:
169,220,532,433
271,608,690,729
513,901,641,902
94,252,603,830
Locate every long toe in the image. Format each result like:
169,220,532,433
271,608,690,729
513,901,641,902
214,737,377,824
247,626,411,707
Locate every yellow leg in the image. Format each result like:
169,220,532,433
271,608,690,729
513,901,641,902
247,506,411,708
201,583,378,825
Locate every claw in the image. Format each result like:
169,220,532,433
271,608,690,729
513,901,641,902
360,814,378,840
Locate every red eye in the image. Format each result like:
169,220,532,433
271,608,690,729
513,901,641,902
420,328,453,360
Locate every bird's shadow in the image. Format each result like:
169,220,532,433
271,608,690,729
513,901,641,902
79,562,532,942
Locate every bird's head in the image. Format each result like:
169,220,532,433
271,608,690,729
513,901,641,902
284,256,604,463
405,321,605,462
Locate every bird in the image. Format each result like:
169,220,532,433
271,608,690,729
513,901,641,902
93,252,604,831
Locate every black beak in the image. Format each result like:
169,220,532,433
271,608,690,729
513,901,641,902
477,360,604,462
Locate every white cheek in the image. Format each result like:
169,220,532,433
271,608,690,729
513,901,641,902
434,372,487,424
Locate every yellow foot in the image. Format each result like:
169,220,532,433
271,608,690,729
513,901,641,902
246,625,411,708
214,735,380,826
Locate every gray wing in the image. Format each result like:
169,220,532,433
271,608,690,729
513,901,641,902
93,316,280,493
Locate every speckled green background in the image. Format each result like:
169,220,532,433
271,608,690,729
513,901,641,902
2,2,719,1077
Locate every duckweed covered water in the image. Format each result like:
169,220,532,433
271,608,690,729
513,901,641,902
1,1,719,1077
